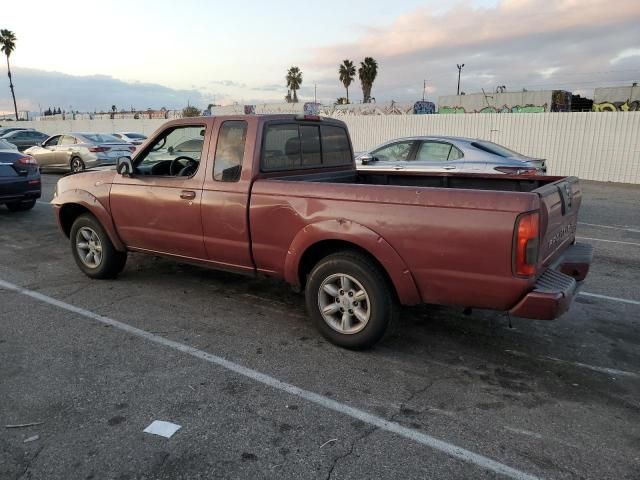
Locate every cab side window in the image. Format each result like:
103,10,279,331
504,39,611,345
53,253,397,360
135,125,205,177
214,121,247,182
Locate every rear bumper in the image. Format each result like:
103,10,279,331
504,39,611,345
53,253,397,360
0,177,42,203
509,242,594,320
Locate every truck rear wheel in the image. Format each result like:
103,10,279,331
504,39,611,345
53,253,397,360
305,251,398,350
70,214,127,279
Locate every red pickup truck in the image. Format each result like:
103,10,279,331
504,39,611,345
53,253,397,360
52,115,592,349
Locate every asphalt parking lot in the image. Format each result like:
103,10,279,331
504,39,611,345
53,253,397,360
1,174,639,480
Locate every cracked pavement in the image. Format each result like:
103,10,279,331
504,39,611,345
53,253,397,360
0,176,639,479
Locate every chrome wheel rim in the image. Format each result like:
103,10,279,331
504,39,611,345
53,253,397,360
76,227,103,268
71,159,83,172
318,273,370,334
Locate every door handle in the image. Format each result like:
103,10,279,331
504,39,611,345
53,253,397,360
443,166,457,170
180,190,196,200
393,165,404,170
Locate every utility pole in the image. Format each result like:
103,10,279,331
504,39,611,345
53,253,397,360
456,64,465,96
314,84,317,103
423,80,427,101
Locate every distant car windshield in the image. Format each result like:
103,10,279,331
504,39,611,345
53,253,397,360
81,133,123,144
472,140,525,158
124,133,147,140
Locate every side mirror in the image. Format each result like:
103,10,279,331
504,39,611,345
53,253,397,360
116,157,134,177
360,154,376,165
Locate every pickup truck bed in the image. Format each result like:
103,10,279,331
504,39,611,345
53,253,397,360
52,115,592,349
252,170,583,313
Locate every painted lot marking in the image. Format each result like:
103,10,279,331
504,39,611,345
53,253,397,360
578,222,640,234
0,278,540,480
580,291,640,307
577,236,640,247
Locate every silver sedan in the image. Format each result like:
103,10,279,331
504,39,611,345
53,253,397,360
355,136,547,175
26,133,135,173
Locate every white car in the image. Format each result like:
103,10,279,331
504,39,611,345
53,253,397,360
113,132,147,146
26,133,134,173
356,136,547,175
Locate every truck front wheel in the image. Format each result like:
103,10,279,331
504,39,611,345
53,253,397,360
70,214,127,279
305,251,398,349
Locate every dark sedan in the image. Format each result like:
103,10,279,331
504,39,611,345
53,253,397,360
1,129,49,151
0,149,41,211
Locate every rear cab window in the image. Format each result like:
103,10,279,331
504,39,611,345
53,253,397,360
261,121,352,171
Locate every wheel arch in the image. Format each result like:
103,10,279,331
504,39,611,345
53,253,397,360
55,192,125,252
284,220,421,305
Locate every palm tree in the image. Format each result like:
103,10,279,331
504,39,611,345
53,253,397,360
0,29,19,121
338,60,356,104
286,66,303,103
358,57,378,104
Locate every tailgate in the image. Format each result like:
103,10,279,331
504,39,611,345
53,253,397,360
535,176,581,268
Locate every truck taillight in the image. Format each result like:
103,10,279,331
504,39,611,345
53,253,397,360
514,211,540,277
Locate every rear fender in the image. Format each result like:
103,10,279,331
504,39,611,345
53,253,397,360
284,219,421,305
53,189,125,251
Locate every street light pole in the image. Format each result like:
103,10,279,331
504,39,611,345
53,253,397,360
456,64,465,96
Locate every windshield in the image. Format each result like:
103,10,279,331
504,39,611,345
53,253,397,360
472,140,526,158
81,133,124,144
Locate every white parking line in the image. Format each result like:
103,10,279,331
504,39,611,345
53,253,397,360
576,236,640,247
580,292,640,306
579,222,640,234
505,350,640,379
0,278,541,480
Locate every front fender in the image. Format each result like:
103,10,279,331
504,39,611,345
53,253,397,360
52,188,126,252
284,219,421,305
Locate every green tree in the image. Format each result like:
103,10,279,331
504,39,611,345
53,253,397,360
182,105,201,117
286,66,303,103
0,29,19,121
338,60,356,104
358,57,378,104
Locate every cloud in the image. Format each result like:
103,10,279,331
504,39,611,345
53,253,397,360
0,68,208,113
252,83,284,92
611,48,640,64
308,0,640,103
209,80,247,88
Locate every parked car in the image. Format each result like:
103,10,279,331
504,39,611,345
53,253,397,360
26,133,135,173
52,115,591,349
0,149,41,211
0,126,32,137
355,136,547,175
1,129,49,151
0,138,18,150
112,132,148,145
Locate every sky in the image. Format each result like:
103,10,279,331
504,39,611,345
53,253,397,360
1,0,640,113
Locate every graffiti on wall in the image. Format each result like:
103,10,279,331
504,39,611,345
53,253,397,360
439,104,548,114
551,90,571,112
413,101,436,114
593,101,640,112
438,106,466,114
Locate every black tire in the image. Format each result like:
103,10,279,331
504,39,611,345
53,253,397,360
70,214,127,279
305,250,399,350
6,199,36,212
70,157,85,173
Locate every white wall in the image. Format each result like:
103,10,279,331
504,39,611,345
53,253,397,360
13,112,640,184
339,112,640,184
